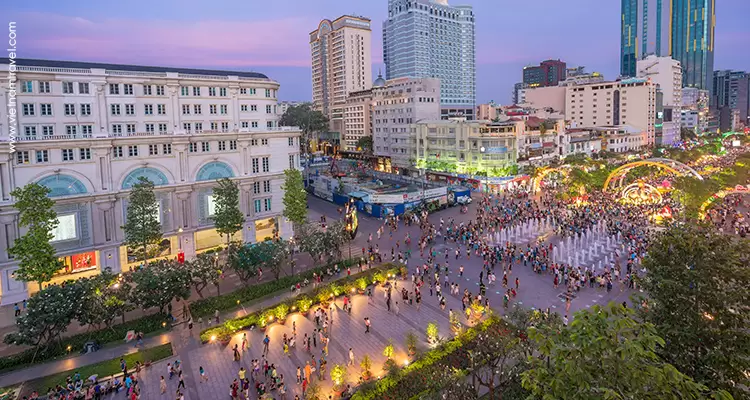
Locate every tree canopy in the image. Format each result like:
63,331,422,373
212,178,244,246
282,168,308,228
279,103,328,154
122,177,162,262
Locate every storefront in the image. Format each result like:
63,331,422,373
255,217,279,242
194,228,242,252
120,237,176,269
58,251,98,275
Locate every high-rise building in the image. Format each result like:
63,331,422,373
712,70,750,127
522,59,567,88
620,0,715,93
0,58,301,303
637,55,682,145
310,16,373,134
383,0,476,120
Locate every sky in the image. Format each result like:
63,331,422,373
3,0,749,104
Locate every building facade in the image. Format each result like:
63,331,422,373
0,59,301,304
681,87,710,133
712,70,750,127
343,89,375,151
637,55,682,145
522,59,567,88
591,126,648,153
383,0,476,120
565,78,657,145
372,77,441,167
620,0,715,93
310,16,373,134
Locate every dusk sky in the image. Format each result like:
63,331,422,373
4,0,749,103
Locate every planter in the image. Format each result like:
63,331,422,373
333,385,346,397
361,371,372,381
219,339,231,346
357,289,366,295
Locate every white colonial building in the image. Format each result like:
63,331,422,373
0,59,301,304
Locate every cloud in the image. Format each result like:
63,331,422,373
12,11,317,68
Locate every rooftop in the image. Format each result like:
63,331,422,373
0,58,269,79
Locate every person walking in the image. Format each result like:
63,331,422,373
348,348,355,366
263,335,270,355
199,366,208,382
364,317,371,333
177,371,185,390
159,376,166,394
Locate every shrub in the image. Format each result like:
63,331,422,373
296,296,313,313
273,303,290,321
355,277,368,291
383,339,394,360
426,322,439,343
330,363,349,389
405,331,418,355
360,354,372,379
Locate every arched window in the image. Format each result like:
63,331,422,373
196,161,235,181
121,167,169,189
37,175,88,197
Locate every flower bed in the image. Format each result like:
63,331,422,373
0,313,168,373
200,264,401,343
350,317,502,400
189,258,359,318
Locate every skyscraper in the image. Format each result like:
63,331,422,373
522,59,567,88
383,0,476,120
310,16,373,133
620,0,715,93
712,70,750,126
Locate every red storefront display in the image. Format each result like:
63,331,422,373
58,251,98,275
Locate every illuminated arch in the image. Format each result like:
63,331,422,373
121,167,170,189
603,158,702,191
699,185,750,219
533,166,571,193
619,182,663,205
37,174,88,197
196,161,235,181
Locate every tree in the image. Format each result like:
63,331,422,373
212,178,244,247
8,183,64,290
129,259,191,314
681,127,698,141
76,270,134,329
186,253,222,298
297,223,327,263
356,136,373,153
636,225,750,397
521,302,729,400
226,242,259,285
122,177,162,263
282,169,308,231
673,176,722,219
279,103,328,155
253,239,291,281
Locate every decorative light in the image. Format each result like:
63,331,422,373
404,360,409,366
210,335,217,341
66,345,72,352
162,322,167,328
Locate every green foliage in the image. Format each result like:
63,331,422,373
129,259,191,313
330,363,349,388
226,242,260,285
521,302,728,400
296,296,313,313
383,339,395,359
360,354,372,377
636,225,750,397
673,176,722,219
282,169,308,228
405,331,418,355
75,270,134,329
297,221,349,264
212,178,244,246
356,136,373,153
254,239,291,280
186,253,221,298
8,183,63,289
426,322,439,343
279,103,328,154
273,303,290,321
122,177,162,262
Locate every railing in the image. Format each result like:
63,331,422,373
110,131,172,137
178,73,229,80
106,70,167,78
18,66,91,74
18,134,93,141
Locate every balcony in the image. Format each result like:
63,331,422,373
18,133,93,141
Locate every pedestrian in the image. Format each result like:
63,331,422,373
214,309,220,324
241,333,248,351
263,335,270,355
177,371,185,390
199,366,208,382
348,348,354,366
13,303,20,317
296,366,302,384
160,376,166,394
364,317,371,333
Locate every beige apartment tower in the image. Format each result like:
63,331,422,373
310,16,373,134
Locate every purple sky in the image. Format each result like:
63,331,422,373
4,0,749,103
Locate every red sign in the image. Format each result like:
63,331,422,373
177,250,185,264
71,252,97,272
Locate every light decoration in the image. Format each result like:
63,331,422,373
619,181,663,205
698,185,750,220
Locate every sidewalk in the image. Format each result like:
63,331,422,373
0,264,365,389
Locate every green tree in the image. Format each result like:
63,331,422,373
681,127,698,141
521,302,730,400
122,177,162,263
279,103,328,155
636,225,750,397
468,317,530,399
226,242,259,285
297,223,327,263
212,178,244,247
282,169,308,230
356,136,373,153
186,253,222,298
673,176,722,219
254,239,291,281
129,259,191,314
76,270,134,329
8,183,64,290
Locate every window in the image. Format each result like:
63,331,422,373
254,199,262,213
181,104,190,115
78,82,89,94
201,142,210,152
208,87,216,96
253,182,260,194
220,104,228,115
230,140,237,150
126,124,136,134
145,123,154,133
22,103,35,116
51,214,77,242
36,150,49,163
266,105,272,114
62,82,74,94
79,148,91,160
264,198,272,212
288,137,294,146
189,143,197,153
16,151,30,164
252,158,259,173
64,104,76,116
265,89,271,98
111,104,121,115
113,146,124,158
162,143,172,154
42,125,54,136
80,104,91,115
111,124,122,135
157,104,166,115
207,195,216,216
40,104,53,116
143,85,153,95
241,104,248,112
240,88,247,95
263,180,271,193
65,125,77,136
221,122,229,132
267,121,274,128
125,104,135,115
210,122,218,131
261,138,268,146
62,149,75,161
39,82,50,93
193,87,201,96
262,157,270,172
158,123,167,134
241,121,249,128
251,139,258,146
123,84,133,95
81,125,93,136
248,88,256,95
218,141,226,151
251,105,258,112
195,122,203,133
250,121,258,128
183,122,191,132
209,105,217,114
128,145,139,157
109,84,119,95
220,88,227,97
156,85,165,96
21,81,32,93
181,86,189,96
149,144,159,155
289,154,296,169
194,105,202,114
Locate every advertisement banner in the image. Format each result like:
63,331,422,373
369,194,407,204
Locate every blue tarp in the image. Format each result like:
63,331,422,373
332,193,349,205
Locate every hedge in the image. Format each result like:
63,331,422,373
0,313,168,374
351,317,502,400
200,264,401,343
190,258,360,318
